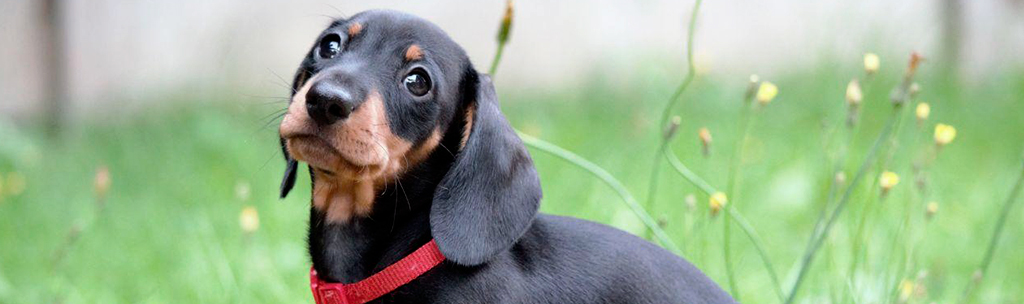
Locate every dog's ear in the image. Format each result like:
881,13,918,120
280,68,310,199
279,137,298,198
430,72,542,266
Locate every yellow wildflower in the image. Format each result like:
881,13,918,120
239,206,260,233
845,80,863,106
864,53,880,74
915,102,930,122
709,192,727,217
934,123,957,146
756,82,778,105
898,279,914,303
926,201,938,219
880,171,900,193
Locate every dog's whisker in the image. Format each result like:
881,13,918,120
267,68,298,94
325,4,347,19
256,148,283,174
436,142,456,158
255,111,288,134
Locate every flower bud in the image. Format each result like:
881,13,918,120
709,192,727,217
497,0,514,44
663,116,681,140
906,52,924,78
94,167,111,200
240,206,260,233
744,74,760,102
915,102,930,123
864,53,880,74
756,82,778,105
934,123,957,146
880,171,899,195
925,201,938,219
698,127,712,157
235,181,251,202
835,171,847,185
845,79,863,106
898,279,915,303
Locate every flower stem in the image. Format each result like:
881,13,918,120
785,108,902,304
643,0,704,240
723,100,756,300
488,40,506,76
665,147,785,303
518,131,682,254
485,1,680,254
958,158,1024,304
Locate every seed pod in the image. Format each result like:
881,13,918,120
744,74,760,102
663,116,681,141
497,0,514,44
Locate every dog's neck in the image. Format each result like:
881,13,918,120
307,125,462,283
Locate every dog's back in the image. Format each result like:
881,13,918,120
391,214,735,303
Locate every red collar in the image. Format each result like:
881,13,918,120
310,239,445,304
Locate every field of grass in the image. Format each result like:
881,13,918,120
1,58,1023,303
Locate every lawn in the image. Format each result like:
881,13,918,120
1,59,1022,303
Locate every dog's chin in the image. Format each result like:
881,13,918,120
284,136,385,181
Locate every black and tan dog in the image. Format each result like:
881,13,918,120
278,10,735,303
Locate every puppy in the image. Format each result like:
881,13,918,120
279,10,735,304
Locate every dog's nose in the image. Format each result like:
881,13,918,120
305,80,358,126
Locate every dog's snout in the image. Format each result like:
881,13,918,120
305,79,364,126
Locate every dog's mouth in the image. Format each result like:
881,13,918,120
281,135,340,174
280,130,389,181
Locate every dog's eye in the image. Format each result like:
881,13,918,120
404,69,431,97
318,34,342,59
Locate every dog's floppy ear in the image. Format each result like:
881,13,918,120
430,73,542,266
279,137,298,198
280,68,310,199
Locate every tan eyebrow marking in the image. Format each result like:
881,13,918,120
460,104,475,149
347,22,363,36
405,44,423,61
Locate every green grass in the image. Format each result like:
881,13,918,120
1,63,1023,303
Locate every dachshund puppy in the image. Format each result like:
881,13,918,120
278,10,735,304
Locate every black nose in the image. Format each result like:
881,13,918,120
305,80,361,126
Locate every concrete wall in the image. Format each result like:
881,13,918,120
1,0,1023,119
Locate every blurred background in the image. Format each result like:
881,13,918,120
1,0,1023,303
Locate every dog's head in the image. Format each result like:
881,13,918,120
278,10,541,266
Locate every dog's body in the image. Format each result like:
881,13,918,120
279,10,734,303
